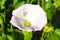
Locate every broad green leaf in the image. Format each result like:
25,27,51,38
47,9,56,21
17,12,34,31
13,0,18,5
1,4,5,9
0,13,5,18
46,10,52,21
15,1,25,9
0,36,3,40
7,28,13,32
7,35,13,40
11,30,24,40
45,32,60,40
0,0,6,9
45,0,52,20
2,34,7,40
45,0,52,9
55,29,60,36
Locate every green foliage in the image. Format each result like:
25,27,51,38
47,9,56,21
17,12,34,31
54,0,60,8
15,1,25,9
0,0,6,9
45,32,60,40
55,29,60,36
45,0,53,21
7,35,13,40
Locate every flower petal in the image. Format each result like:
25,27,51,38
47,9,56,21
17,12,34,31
12,5,25,18
10,16,24,29
10,16,33,32
12,4,31,18
23,27,33,32
24,4,47,29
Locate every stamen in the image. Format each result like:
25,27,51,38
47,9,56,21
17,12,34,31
21,18,31,27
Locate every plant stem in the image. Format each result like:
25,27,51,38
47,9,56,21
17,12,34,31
30,0,33,4
38,0,40,5
26,0,29,4
41,31,45,40
42,0,44,9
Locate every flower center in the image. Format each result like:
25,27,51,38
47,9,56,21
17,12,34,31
21,18,31,27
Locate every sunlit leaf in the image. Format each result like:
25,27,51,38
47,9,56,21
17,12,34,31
13,0,18,5
7,35,13,40
55,29,60,36
45,0,52,20
45,32,60,40
0,36,3,40
0,0,6,9
15,1,25,9
2,34,7,40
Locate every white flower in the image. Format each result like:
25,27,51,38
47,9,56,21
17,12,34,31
10,4,47,32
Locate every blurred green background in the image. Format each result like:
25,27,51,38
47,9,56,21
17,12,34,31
0,0,60,40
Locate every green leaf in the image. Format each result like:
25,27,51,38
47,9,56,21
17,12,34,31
11,30,24,40
45,0,52,20
0,36,3,40
45,0,52,9
15,1,25,9
7,35,13,40
13,0,18,5
46,10,52,21
45,32,60,40
55,29,60,36
1,4,5,9
2,34,7,40
0,0,6,9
